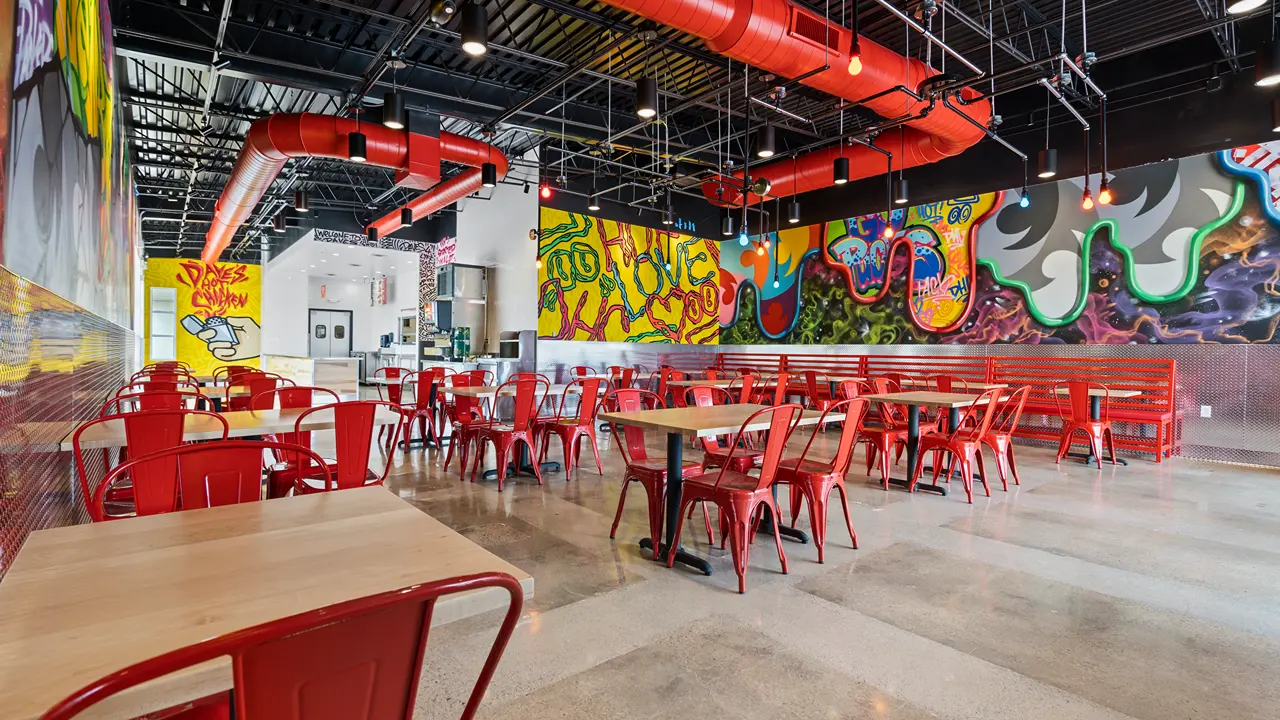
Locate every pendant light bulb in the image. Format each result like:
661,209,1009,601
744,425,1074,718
1081,186,1095,211
382,91,405,129
1019,189,1030,208
348,131,368,162
756,244,765,256
848,39,863,76
1257,42,1280,86
459,2,489,56
773,279,781,289
833,156,850,185
756,125,776,159
893,177,909,205
1036,148,1058,179
535,256,543,270
1098,179,1113,205
738,231,749,247
635,77,659,119
882,224,894,239
539,184,552,199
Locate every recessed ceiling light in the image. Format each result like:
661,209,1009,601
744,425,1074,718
333,252,339,256
320,259,326,263
310,264,315,268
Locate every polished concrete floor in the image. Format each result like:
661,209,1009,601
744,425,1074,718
373,420,1280,720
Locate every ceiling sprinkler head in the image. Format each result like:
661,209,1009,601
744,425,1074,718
1078,51,1098,71
987,114,1003,131
386,52,408,71
919,0,938,19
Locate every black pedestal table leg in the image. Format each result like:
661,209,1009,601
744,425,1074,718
887,404,946,495
754,483,809,543
638,432,713,575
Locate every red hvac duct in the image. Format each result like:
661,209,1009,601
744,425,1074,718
365,133,509,238
201,113,506,263
593,0,992,204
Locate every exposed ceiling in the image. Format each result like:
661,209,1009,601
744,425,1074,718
116,0,1272,260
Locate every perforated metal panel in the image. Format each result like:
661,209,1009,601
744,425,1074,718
537,340,1280,467
0,267,133,576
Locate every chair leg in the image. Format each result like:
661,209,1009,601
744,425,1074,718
456,433,471,482
494,440,510,492
972,448,991,497
721,503,750,593
469,436,486,482
807,483,829,564
1106,427,1118,465
989,441,1009,490
1089,430,1105,470
1008,444,1022,485
766,499,789,576
833,482,858,551
879,440,893,491
559,432,573,479
958,454,974,504
587,430,604,475
865,444,877,476
443,426,457,471
609,478,631,539
644,478,666,559
1055,428,1073,463
701,504,715,546
525,437,544,486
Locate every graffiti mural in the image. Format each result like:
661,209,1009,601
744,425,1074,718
719,144,1280,345
144,258,263,374
2,0,134,326
538,207,720,344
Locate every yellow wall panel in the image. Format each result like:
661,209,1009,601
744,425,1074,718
144,258,262,375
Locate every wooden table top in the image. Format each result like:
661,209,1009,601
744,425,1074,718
1050,387,1142,398
444,384,578,399
599,403,842,437
60,406,402,451
0,487,532,720
860,390,999,409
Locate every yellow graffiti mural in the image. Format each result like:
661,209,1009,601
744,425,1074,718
537,207,720,344
144,259,263,376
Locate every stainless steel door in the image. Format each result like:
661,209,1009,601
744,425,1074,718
309,309,331,358
328,311,352,357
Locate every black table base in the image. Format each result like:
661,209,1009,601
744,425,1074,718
479,443,559,483
638,538,714,575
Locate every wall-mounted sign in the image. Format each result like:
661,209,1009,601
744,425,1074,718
376,276,388,305
320,284,326,299
673,218,697,233
436,235,457,265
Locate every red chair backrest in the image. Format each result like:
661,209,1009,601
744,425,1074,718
704,369,721,380
871,377,909,429
73,410,230,521
802,370,825,398
725,374,754,404
570,365,595,378
836,380,862,400
710,404,803,491
764,372,791,405
39,572,524,720
790,398,870,476
601,388,665,466
494,378,543,432
465,369,493,386
375,367,405,404
952,388,1004,442
1055,380,1106,423
448,374,482,423
294,401,403,489
687,384,734,408
101,391,205,415
928,375,969,393
568,377,605,427
990,386,1030,435
250,385,340,411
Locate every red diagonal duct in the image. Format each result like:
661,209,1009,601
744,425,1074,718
594,0,991,203
365,133,509,238
201,113,506,263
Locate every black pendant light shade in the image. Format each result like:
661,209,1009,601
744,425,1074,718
893,177,909,205
400,207,413,227
348,131,368,162
635,77,659,119
367,227,378,243
294,188,309,212
382,91,405,129
587,194,601,211
1036,148,1058,179
273,212,286,233
787,199,800,224
721,213,736,237
756,125,776,158
663,207,674,225
1258,41,1280,86
833,156,850,185
460,2,489,56
481,162,497,188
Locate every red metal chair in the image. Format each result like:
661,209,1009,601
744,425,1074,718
727,374,756,404
666,371,691,409
115,379,198,396
923,375,971,429
533,377,606,478
835,379,866,400
569,365,596,379
465,368,495,385
910,388,1003,503
667,404,804,594
470,378,547,491
607,365,636,390
97,441,327,519
226,372,293,412
211,364,254,384
71,410,230,521
252,386,343,499
101,390,207,415
776,398,869,563
603,389,710,557
983,386,1030,489
131,368,197,385
443,374,495,481
399,369,445,449
278,401,404,494
800,370,838,413
752,372,791,406
689,386,766,475
37,571,523,720
1053,381,1117,468
704,368,721,380
862,376,911,489
374,367,406,449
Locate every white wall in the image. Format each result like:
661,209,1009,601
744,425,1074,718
262,245,309,357
452,150,539,352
